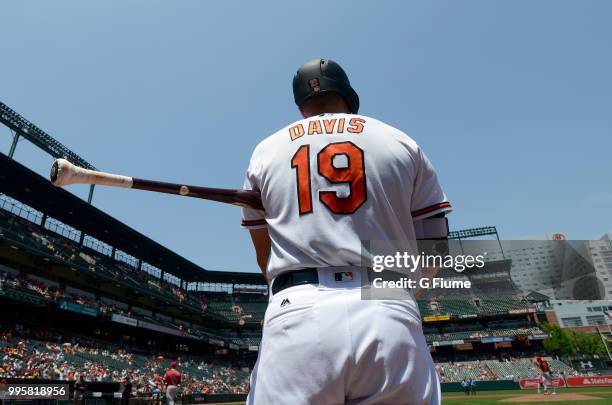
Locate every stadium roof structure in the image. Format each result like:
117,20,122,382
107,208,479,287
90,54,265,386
0,101,96,170
449,227,498,239
0,152,265,285
525,290,550,303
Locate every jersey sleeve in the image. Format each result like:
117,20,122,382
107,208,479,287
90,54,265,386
241,155,267,229
410,147,452,220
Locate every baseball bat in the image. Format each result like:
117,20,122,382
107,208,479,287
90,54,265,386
49,159,264,210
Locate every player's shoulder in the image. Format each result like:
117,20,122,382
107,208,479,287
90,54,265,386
244,123,291,169
252,118,305,152
359,115,426,161
344,114,421,151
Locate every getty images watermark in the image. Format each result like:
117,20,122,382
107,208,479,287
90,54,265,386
369,251,487,290
361,238,608,301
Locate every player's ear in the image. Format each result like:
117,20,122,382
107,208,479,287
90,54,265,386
299,106,308,119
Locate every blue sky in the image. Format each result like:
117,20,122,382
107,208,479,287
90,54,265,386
2,1,611,273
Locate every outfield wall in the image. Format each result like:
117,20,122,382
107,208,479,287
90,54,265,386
441,380,517,392
183,393,248,403
519,375,612,389
443,375,612,392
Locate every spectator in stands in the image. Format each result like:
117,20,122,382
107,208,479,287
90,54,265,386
149,374,163,405
73,372,86,405
121,375,132,405
163,361,181,405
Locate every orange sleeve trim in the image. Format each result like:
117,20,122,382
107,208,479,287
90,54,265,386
241,219,267,226
411,202,451,217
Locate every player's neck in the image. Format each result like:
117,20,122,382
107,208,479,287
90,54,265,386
304,109,351,118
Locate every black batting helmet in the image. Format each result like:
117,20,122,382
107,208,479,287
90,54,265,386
292,58,359,113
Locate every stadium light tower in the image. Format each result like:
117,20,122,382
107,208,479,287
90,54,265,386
449,226,505,259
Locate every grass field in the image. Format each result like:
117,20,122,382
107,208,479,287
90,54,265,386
204,386,612,405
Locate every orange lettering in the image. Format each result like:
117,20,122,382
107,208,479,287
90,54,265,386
289,124,304,141
323,119,337,134
307,120,323,135
337,118,345,133
347,118,365,134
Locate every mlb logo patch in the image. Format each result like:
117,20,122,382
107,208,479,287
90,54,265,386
334,272,354,282
309,78,321,92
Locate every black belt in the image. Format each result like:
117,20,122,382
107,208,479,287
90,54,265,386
271,268,319,295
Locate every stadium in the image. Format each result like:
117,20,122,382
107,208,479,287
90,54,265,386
1,102,611,405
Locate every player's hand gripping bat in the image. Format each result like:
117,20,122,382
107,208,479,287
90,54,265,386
49,159,264,210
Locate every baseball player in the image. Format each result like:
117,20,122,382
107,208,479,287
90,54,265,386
534,355,556,395
163,361,181,405
242,59,451,404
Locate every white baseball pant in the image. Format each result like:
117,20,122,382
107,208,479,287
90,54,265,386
247,267,440,404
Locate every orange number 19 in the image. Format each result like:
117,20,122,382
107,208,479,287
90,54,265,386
291,141,367,215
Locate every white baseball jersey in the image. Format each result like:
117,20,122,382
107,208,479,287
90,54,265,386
241,113,451,281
